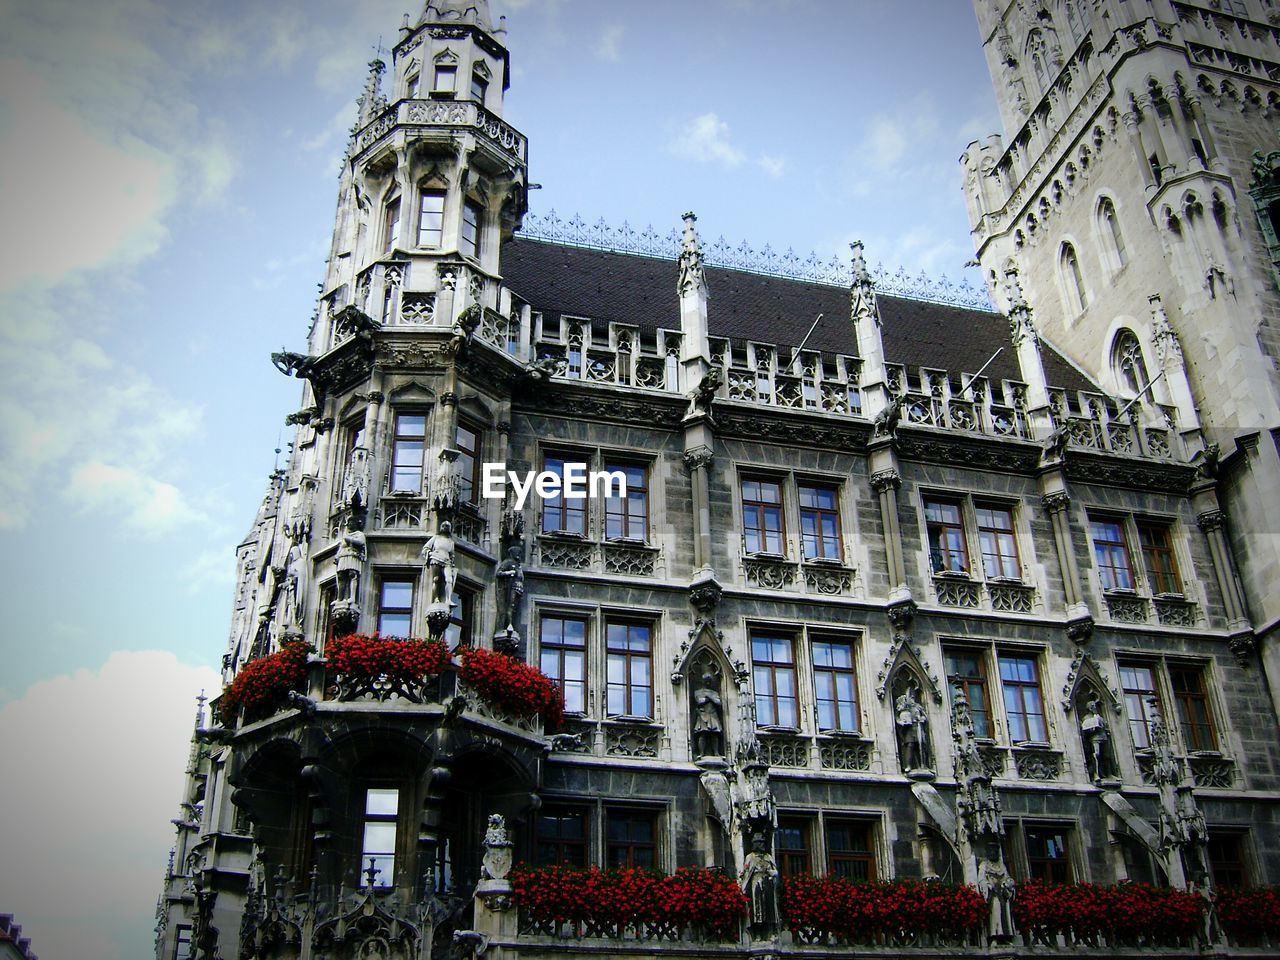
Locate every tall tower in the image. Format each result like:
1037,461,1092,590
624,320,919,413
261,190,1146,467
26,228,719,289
962,0,1280,700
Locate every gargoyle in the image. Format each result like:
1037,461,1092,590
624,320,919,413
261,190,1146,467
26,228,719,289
685,367,722,418
271,351,315,378
873,392,905,438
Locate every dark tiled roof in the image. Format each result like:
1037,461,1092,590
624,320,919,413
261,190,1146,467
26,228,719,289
500,237,1095,393
0,916,37,960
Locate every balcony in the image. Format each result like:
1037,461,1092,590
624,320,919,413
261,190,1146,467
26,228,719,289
352,98,527,163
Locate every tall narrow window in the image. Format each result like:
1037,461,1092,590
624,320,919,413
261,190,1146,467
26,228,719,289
461,200,482,258
813,638,859,732
1137,522,1180,594
604,462,648,541
1025,826,1073,883
1169,665,1217,751
383,197,401,253
444,587,473,651
945,648,993,738
391,413,427,493
536,805,589,867
606,621,653,718
1099,198,1127,267
976,503,1020,579
433,64,457,94
776,817,812,877
799,483,842,561
471,71,489,105
752,632,798,727
826,820,877,880
418,190,445,248
1060,242,1087,311
1208,833,1249,889
541,454,588,535
606,808,657,869
925,499,969,574
1113,330,1151,397
999,653,1047,743
455,422,480,504
741,478,785,555
1065,1,1085,41
361,788,399,888
1119,661,1160,749
173,926,193,960
406,73,420,98
1091,518,1135,590
539,616,586,714
377,580,414,637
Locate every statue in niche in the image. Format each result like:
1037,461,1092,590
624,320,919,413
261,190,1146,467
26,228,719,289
334,512,367,604
1079,695,1117,783
280,536,307,629
977,841,1016,944
740,831,780,938
895,680,932,773
421,520,457,609
494,544,524,632
691,670,725,758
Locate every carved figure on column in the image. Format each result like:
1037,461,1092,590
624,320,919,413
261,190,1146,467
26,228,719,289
685,367,722,419
692,671,725,759
1079,697,1117,783
495,544,524,633
279,536,307,634
976,841,1016,944
740,831,780,939
895,680,933,775
872,392,904,438
335,512,367,605
421,521,458,610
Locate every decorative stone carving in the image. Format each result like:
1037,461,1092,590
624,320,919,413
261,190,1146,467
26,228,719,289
818,738,872,771
872,394,905,438
334,512,367,606
1189,757,1235,789
1079,697,1118,783
989,581,1035,613
1228,632,1256,666
421,521,458,611
894,680,933,776
691,671,725,759
606,723,660,758
740,832,781,939
759,734,809,768
495,544,524,633
689,577,723,614
802,563,853,595
935,576,980,607
602,542,657,576
481,814,513,882
1153,596,1197,626
685,367,722,419
1013,749,1062,781
682,445,714,472
977,841,1017,944
1105,592,1149,623
537,536,593,570
742,556,796,589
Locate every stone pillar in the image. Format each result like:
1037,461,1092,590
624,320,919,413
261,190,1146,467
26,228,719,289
1040,481,1093,637
869,444,907,603
683,440,715,580
1004,266,1053,437
850,241,892,422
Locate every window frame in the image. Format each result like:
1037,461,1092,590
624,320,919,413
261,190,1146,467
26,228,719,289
825,817,878,881
603,460,649,542
383,195,402,253
798,481,843,562
1169,663,1217,752
376,576,416,638
1208,831,1251,889
389,411,428,494
751,630,799,728
433,63,457,95
470,70,489,105
775,815,814,877
740,475,786,556
1118,659,1162,751
417,188,446,249
461,198,482,259
1137,520,1181,595
535,803,590,868
811,636,860,733
605,619,654,720
976,501,1021,581
945,646,995,740
359,786,401,889
539,614,588,715
604,806,659,870
173,925,194,960
1090,516,1136,592
998,651,1049,744
924,497,970,575
540,452,590,536
455,420,482,505
1059,241,1088,312
1024,823,1074,883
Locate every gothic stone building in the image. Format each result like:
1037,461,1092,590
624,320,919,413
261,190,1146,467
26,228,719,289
156,2,1280,959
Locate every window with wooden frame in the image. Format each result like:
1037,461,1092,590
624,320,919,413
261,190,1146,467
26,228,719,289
539,615,587,714
751,632,798,727
741,477,785,555
604,461,648,541
455,421,481,504
799,483,842,561
775,816,813,877
461,199,482,258
1169,664,1217,751
417,189,446,248
1024,824,1073,883
1137,521,1181,595
976,503,1020,580
606,620,653,719
390,413,427,493
605,807,658,869
1118,661,1161,750
173,925,193,960
945,647,993,739
383,196,401,252
1208,832,1250,889
541,453,589,535
406,72,420,98
999,652,1048,743
470,70,489,105
826,819,877,881
925,499,969,574
376,579,414,638
443,586,473,651
812,637,859,732
535,804,589,867
360,787,399,888
1090,517,1135,590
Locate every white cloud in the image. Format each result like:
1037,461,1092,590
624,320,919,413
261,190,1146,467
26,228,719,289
867,116,909,171
594,23,624,62
670,112,746,167
0,651,222,960
65,461,208,535
757,154,787,178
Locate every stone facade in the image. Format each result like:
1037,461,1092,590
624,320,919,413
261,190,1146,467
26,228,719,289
155,2,1280,959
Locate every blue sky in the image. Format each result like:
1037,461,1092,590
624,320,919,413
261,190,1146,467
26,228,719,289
0,0,997,956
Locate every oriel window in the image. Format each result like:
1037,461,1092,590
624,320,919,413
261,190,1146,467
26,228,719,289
383,196,401,253
377,580,414,638
417,190,446,248
461,200,482,259
471,71,489,105
456,422,480,504
391,413,427,493
433,64,457,94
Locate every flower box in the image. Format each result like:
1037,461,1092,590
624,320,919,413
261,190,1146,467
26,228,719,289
458,646,565,730
326,633,449,702
1216,885,1280,945
219,640,311,724
782,876,984,945
1013,880,1206,947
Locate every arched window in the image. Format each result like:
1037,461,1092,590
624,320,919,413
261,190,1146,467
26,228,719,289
1112,329,1151,397
1098,198,1127,268
1065,2,1084,41
1060,242,1087,312
1030,35,1049,90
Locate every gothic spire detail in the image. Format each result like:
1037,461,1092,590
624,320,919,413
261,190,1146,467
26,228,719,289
1003,265,1037,348
1149,294,1183,365
678,212,707,298
354,58,387,130
850,240,880,327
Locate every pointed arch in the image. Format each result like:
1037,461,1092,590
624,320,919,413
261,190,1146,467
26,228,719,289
1097,196,1127,269
875,635,943,704
1060,649,1123,714
1111,328,1150,397
1059,240,1087,312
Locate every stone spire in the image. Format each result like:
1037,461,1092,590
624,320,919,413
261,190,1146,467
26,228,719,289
354,58,387,130
677,212,710,367
1002,264,1052,435
848,241,890,423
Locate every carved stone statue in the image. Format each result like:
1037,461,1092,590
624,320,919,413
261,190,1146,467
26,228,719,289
692,671,725,758
873,392,904,438
481,814,514,882
335,513,367,604
685,367,722,419
977,842,1016,944
280,537,306,629
1079,697,1116,783
740,832,780,938
495,545,524,632
420,521,457,610
895,682,932,773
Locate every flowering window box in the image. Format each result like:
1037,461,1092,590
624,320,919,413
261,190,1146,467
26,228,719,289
219,640,312,725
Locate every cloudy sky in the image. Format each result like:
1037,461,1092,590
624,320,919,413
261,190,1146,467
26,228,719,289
0,0,997,956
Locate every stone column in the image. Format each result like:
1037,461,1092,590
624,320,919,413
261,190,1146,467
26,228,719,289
1040,481,1093,638
1004,266,1053,437
1194,500,1257,676
869,441,908,603
684,441,716,580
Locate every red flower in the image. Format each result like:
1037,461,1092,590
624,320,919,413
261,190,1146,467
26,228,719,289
1215,886,1280,943
326,633,449,687
219,640,311,724
1013,880,1206,946
781,875,984,943
458,647,565,731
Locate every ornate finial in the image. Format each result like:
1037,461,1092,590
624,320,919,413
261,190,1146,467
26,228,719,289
1149,293,1183,364
1003,265,1027,310
355,57,388,130
850,240,872,286
364,857,381,889
1004,264,1038,348
422,0,493,30
678,212,706,297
